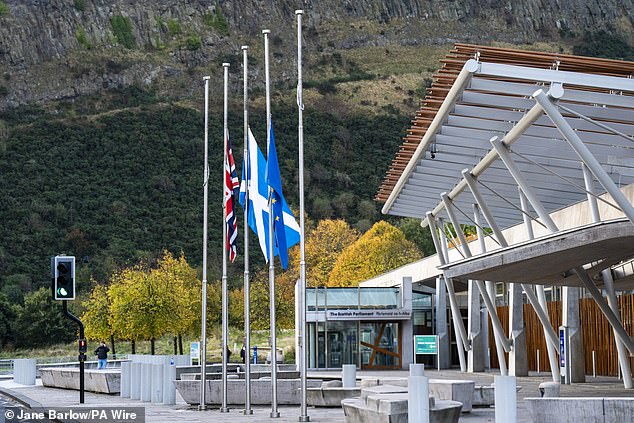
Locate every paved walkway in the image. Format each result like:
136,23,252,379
0,369,631,422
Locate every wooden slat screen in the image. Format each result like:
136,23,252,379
488,294,634,376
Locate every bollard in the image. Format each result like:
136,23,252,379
13,359,36,385
120,361,131,398
408,364,429,423
152,363,164,403
495,375,517,423
342,364,356,388
592,350,596,378
141,363,152,401
130,362,142,400
162,357,177,405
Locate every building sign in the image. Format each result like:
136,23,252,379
326,309,411,320
414,335,438,355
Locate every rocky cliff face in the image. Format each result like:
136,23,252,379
0,0,632,109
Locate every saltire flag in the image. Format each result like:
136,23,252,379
264,119,295,269
239,128,299,266
224,129,240,262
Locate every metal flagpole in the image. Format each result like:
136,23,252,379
296,9,310,423
263,28,280,419
199,75,210,411
221,62,230,413
242,45,253,415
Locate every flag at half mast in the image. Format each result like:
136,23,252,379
239,128,299,266
224,129,240,262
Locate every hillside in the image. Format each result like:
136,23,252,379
1,0,634,301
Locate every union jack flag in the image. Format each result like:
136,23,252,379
224,129,239,262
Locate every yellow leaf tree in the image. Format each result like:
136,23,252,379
82,281,115,351
327,221,422,286
304,219,359,287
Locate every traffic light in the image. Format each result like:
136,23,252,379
78,338,87,353
52,255,75,300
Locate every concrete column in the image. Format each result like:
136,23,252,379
468,279,485,372
162,357,177,405
151,363,163,404
130,362,141,400
408,364,429,423
120,361,131,398
562,287,585,383
401,276,414,369
495,375,517,423
342,364,356,388
435,277,450,369
508,283,528,377
13,359,36,385
141,363,152,401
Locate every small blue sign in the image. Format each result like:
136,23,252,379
559,328,565,367
253,345,258,364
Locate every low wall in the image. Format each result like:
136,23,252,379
175,378,321,405
40,368,120,394
526,397,634,423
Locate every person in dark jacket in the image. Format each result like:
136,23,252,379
95,340,110,369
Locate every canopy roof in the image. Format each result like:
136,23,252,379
377,44,634,229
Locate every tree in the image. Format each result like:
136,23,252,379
396,217,435,256
13,288,76,348
108,262,177,352
0,292,15,348
328,221,422,286
304,219,359,287
82,282,113,342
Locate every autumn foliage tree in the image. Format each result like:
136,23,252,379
328,221,422,286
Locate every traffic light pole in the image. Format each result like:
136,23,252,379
63,301,85,404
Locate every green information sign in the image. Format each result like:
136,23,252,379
414,335,438,355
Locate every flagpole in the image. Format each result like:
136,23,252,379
263,28,280,419
295,9,310,423
199,75,210,412
241,44,253,415
221,62,230,414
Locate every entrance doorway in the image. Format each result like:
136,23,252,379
360,321,401,369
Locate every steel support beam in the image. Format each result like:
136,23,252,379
427,213,468,371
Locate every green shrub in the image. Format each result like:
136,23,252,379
0,1,10,17
203,8,229,36
110,15,136,49
573,30,634,61
167,19,182,35
73,0,85,12
75,27,92,49
183,35,201,51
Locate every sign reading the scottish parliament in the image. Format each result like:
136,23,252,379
326,309,412,321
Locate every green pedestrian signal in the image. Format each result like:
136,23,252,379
52,256,75,300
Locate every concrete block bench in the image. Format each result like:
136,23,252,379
40,368,121,394
307,380,361,407
428,379,475,412
525,397,634,423
175,378,322,405
359,377,475,412
341,386,462,423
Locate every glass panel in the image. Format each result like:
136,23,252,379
326,321,358,368
412,291,432,309
326,288,359,309
306,287,316,311
317,322,326,368
316,287,327,311
359,287,400,309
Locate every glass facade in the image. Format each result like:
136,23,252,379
306,286,409,369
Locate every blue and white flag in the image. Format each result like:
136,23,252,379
239,128,299,265
265,120,294,269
